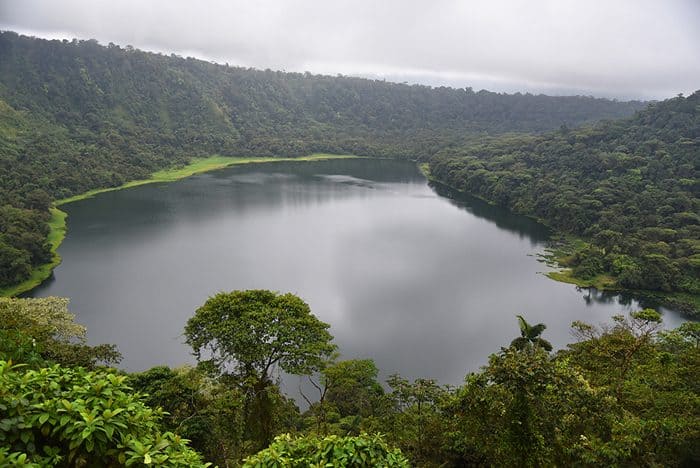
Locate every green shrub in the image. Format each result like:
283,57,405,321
243,433,409,467
0,360,208,467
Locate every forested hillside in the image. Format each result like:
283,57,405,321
0,31,644,290
430,92,700,312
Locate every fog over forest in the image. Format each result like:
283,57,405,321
1,0,699,99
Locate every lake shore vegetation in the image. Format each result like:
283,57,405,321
428,92,700,315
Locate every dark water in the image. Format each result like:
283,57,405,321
31,159,686,389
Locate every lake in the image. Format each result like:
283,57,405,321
31,158,686,389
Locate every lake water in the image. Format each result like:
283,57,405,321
31,158,686,389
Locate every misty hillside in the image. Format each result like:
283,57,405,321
0,31,646,164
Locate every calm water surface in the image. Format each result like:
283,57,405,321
31,159,686,388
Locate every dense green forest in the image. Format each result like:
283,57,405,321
2,294,698,466
0,31,646,290
429,92,700,314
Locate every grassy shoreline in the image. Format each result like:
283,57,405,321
540,240,699,317
0,208,67,297
537,237,620,290
1,153,358,297
55,154,358,206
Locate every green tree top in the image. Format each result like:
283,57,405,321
184,290,336,381
243,433,409,467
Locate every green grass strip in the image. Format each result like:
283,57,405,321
56,154,358,206
0,208,67,297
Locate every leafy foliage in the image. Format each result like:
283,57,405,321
443,312,699,466
0,360,209,466
242,433,409,467
9,302,700,468
129,365,250,466
562,310,700,464
449,346,621,466
383,375,450,466
301,358,386,437
320,359,384,420
185,290,336,379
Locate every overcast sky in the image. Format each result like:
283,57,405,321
1,0,698,100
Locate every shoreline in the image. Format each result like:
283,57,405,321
422,171,699,318
1,153,359,297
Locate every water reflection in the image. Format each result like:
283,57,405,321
429,182,550,244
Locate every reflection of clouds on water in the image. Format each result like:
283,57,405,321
315,174,376,189
224,172,298,185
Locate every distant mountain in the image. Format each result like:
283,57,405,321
0,30,646,289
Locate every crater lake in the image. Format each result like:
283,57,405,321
30,158,687,389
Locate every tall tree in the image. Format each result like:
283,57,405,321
184,290,336,447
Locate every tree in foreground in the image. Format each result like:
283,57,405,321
385,375,449,465
0,296,121,368
184,290,336,447
129,365,248,466
446,311,700,466
449,341,624,466
301,358,385,435
242,433,409,467
565,310,700,464
0,360,208,467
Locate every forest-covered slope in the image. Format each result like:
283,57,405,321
0,31,646,289
430,92,700,311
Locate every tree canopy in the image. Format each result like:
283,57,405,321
184,290,336,380
0,296,121,368
184,289,336,447
2,299,698,466
242,433,409,467
511,314,553,351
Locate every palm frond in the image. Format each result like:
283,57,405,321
529,323,547,339
516,315,529,336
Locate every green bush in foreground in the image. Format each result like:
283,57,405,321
0,360,208,467
243,433,409,467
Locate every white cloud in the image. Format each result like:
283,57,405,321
1,0,698,99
